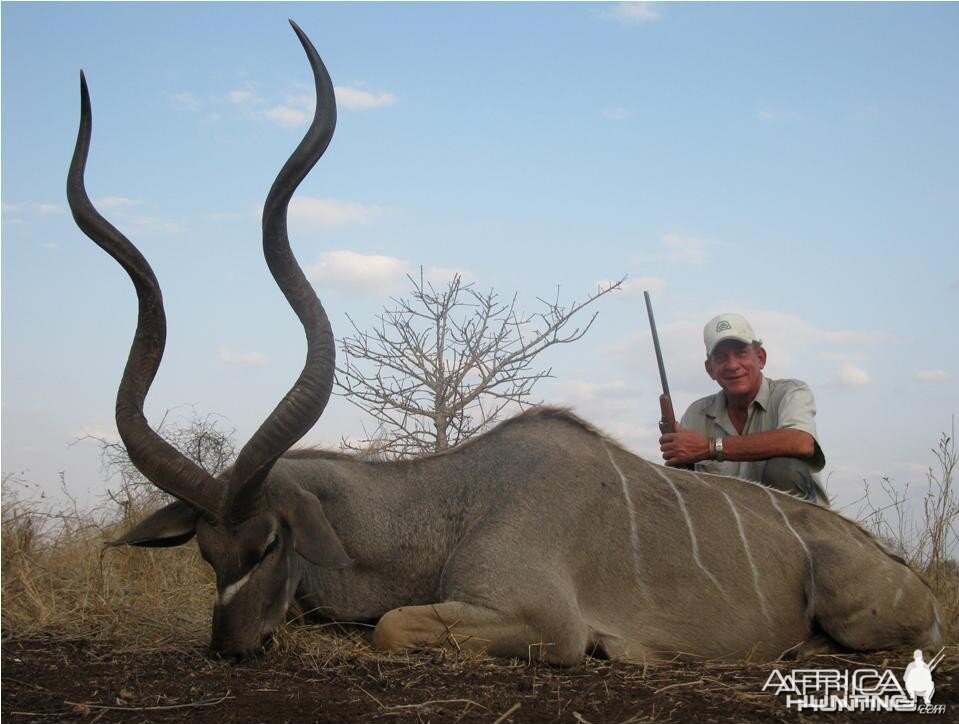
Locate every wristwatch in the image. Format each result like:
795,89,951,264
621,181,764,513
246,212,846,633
714,436,725,462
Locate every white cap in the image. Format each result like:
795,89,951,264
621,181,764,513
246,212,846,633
704,313,762,356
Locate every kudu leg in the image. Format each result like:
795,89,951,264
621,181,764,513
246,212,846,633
372,601,586,666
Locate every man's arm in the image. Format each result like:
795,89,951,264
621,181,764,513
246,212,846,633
659,427,816,467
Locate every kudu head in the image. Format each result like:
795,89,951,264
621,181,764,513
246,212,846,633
67,21,352,660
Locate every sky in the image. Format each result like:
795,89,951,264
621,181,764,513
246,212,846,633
2,2,958,520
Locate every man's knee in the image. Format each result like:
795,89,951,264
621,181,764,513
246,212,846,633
761,457,829,505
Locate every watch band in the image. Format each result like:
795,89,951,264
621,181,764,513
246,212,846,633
714,436,725,462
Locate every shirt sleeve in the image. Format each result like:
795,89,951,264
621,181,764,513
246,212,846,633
777,383,826,472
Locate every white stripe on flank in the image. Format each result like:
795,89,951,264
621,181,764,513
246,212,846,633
603,443,645,587
722,491,772,625
766,488,816,617
927,617,942,648
218,569,254,606
892,564,913,610
892,586,904,608
649,463,726,598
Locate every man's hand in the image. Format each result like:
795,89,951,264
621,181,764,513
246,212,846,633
659,425,710,467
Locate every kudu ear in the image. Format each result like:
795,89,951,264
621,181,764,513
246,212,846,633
284,488,353,569
107,500,198,548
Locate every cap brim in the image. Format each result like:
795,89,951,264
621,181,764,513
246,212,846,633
707,335,761,355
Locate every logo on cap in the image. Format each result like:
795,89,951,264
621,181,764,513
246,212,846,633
716,320,732,333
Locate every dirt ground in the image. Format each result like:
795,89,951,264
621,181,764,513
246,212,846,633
3,630,956,724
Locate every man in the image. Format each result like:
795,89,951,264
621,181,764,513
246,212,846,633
659,313,829,504
904,649,935,706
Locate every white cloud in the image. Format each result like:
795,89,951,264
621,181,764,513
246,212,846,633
118,214,185,235
543,378,659,454
639,233,722,265
176,82,394,130
72,196,183,235
260,104,310,128
602,2,662,26
307,255,464,298
335,86,397,111
182,83,393,130
227,89,258,106
287,197,385,229
207,211,245,223
601,420,661,450
663,233,719,264
218,347,269,367
2,201,65,216
604,318,706,397
286,94,314,109
258,95,315,127
837,362,872,388
612,276,667,298
307,250,411,296
914,369,951,383
816,351,866,363
73,422,120,444
551,379,642,408
739,311,889,352
726,310,888,378
95,196,141,210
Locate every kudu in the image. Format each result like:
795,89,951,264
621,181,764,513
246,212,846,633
70,22,943,665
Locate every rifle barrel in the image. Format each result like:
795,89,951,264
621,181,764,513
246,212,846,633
644,291,671,398
929,647,946,671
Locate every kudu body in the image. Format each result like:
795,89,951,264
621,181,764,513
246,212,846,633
70,23,942,665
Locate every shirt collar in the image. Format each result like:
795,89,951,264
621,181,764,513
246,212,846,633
752,375,771,411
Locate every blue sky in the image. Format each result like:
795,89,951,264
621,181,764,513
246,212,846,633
2,2,957,515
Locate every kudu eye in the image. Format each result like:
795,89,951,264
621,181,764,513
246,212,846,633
260,533,280,562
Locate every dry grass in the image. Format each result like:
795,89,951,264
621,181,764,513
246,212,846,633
1,481,212,646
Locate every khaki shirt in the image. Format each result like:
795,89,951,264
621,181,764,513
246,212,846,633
680,376,826,482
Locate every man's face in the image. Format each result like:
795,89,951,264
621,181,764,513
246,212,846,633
705,340,766,401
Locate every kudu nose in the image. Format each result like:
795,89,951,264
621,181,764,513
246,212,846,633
209,648,244,665
209,643,260,664
209,632,274,663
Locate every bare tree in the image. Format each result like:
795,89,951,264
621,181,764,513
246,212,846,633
80,407,236,518
336,271,623,458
